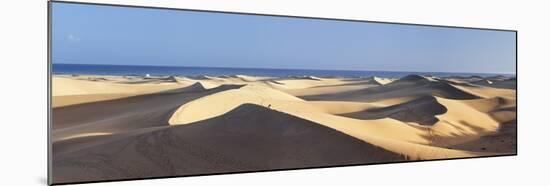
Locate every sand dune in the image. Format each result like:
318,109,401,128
267,77,352,89
300,74,480,101
167,82,512,160
233,74,274,82
369,76,393,85
268,76,384,97
52,82,243,140
168,84,306,125
52,74,516,184
442,75,516,90
53,104,404,183
52,76,193,107
451,84,516,99
340,96,447,125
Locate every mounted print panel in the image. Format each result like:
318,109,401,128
49,1,517,185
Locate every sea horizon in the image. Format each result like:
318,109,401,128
52,63,516,78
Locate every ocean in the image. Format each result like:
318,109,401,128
52,64,512,78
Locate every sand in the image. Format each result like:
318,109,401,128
52,74,516,184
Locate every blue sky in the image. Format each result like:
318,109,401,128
52,2,516,74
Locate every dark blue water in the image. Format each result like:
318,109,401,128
52,64,512,78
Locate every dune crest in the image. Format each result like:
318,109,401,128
370,76,393,85
168,84,305,125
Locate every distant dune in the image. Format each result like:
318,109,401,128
299,74,483,101
52,76,193,107
52,74,516,184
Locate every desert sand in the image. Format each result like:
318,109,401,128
52,74,516,183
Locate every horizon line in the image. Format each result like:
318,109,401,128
52,62,516,75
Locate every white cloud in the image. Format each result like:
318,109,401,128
67,34,81,42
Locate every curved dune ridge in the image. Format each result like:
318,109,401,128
168,84,305,125
52,74,516,183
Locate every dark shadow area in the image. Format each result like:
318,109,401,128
52,84,244,130
340,96,447,125
449,120,517,153
492,106,517,112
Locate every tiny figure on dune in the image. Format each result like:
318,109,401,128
268,104,272,109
